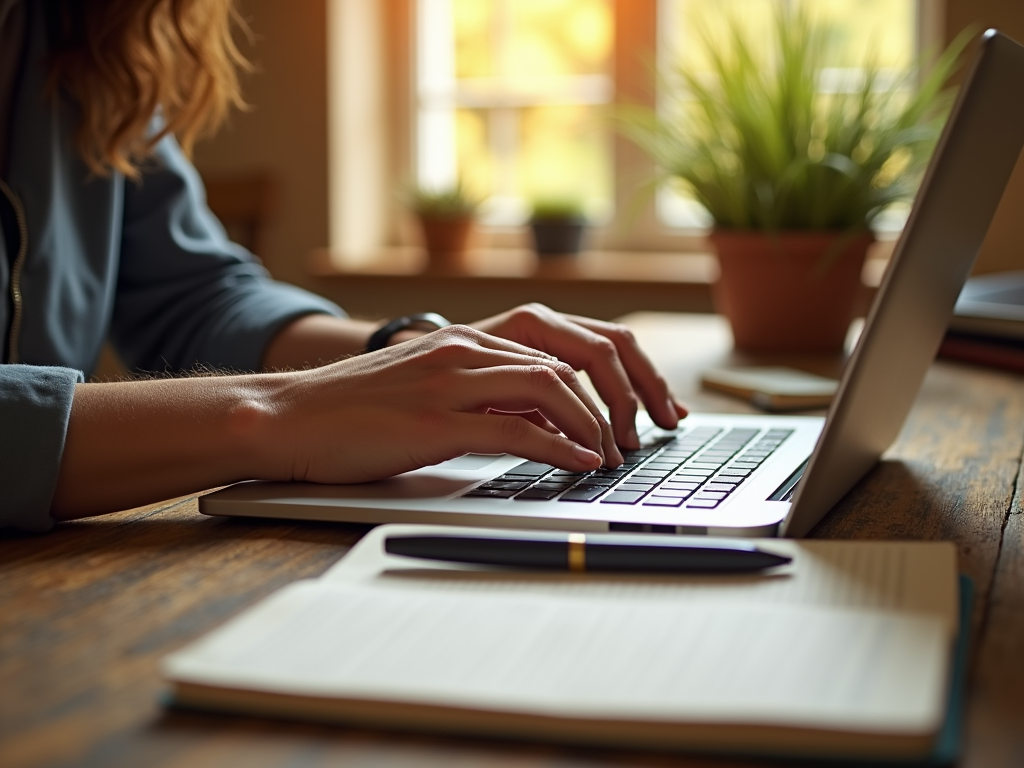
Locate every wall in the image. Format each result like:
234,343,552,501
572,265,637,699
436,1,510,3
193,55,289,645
192,0,329,290
946,0,1024,274
193,0,1024,290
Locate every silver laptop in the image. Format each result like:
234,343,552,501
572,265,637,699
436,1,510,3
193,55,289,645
203,30,1024,539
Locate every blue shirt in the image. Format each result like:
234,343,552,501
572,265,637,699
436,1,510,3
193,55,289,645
0,3,344,531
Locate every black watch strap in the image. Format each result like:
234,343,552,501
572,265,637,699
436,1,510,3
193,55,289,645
365,312,451,352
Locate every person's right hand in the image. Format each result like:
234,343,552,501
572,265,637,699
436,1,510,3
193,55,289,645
263,325,622,485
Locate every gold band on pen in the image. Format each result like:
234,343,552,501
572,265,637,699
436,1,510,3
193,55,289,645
568,533,586,572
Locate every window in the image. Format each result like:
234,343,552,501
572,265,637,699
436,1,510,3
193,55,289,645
416,0,615,225
328,1,935,258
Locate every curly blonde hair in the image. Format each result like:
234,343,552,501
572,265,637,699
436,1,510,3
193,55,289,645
47,0,251,178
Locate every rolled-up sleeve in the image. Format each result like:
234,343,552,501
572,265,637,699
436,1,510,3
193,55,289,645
111,132,345,374
0,365,82,532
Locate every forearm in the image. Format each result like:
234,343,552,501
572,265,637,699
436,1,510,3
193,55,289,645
261,314,425,371
50,324,621,521
51,375,287,520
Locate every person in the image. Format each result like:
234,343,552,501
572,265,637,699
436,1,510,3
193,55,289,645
0,0,686,533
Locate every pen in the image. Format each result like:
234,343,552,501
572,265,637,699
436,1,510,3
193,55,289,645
384,533,791,573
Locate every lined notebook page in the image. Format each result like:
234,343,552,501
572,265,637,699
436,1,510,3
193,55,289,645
322,525,959,633
164,581,948,734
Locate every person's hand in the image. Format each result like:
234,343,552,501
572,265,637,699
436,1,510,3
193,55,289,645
470,304,687,450
266,325,620,484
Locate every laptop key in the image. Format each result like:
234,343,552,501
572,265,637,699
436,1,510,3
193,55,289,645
514,488,562,501
694,491,728,500
478,480,531,491
719,468,752,477
648,488,693,499
582,476,619,486
632,470,671,479
643,496,685,507
600,490,646,504
675,468,715,478
704,482,740,493
559,486,606,502
644,462,681,471
685,499,722,508
534,481,578,491
464,488,518,499
660,482,702,492
508,461,556,476
618,482,658,492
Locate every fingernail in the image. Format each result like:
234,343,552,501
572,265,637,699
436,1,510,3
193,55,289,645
609,445,624,468
574,444,602,467
666,398,681,422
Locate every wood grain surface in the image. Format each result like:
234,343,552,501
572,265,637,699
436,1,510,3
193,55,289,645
2,312,1022,768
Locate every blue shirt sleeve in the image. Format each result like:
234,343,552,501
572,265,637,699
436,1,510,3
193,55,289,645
110,133,345,373
0,365,82,532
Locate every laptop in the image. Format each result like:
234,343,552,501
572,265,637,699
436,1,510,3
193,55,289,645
202,30,1024,539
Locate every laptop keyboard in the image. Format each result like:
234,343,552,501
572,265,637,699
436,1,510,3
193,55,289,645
463,426,794,510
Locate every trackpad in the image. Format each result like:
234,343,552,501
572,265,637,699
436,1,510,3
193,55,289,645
434,454,505,471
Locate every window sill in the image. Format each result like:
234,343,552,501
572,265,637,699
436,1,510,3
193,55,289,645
305,246,888,323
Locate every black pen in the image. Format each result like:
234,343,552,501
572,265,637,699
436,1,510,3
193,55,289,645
384,533,791,573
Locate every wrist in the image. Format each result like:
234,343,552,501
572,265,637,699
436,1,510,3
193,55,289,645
365,312,451,352
223,373,294,482
388,329,429,346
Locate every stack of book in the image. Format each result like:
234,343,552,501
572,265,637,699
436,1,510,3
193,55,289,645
941,271,1024,372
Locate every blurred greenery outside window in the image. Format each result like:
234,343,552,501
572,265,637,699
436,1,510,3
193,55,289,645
415,0,920,240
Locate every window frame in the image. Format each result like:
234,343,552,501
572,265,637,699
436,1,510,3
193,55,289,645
329,0,943,260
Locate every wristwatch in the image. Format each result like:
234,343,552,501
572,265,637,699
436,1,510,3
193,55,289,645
365,312,451,352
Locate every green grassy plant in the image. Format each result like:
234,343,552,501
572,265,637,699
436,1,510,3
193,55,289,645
530,198,588,221
619,7,968,231
404,178,481,219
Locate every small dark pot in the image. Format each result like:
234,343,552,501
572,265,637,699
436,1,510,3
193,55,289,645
530,217,587,256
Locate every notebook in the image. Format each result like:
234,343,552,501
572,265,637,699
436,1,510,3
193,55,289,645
163,524,971,763
200,30,1024,540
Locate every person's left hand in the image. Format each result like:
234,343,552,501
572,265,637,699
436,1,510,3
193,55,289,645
471,304,688,450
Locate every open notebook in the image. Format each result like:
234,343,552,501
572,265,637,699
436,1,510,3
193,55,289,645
163,525,968,762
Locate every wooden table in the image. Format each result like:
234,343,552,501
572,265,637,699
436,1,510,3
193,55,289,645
3,313,1023,768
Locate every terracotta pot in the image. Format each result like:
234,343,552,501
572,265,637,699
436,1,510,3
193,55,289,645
709,230,874,353
418,215,474,272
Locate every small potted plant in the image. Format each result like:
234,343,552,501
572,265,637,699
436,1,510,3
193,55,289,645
619,8,966,353
529,199,589,257
405,179,481,272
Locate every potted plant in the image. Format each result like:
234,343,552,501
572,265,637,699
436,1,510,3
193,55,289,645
619,8,965,353
529,199,589,256
405,179,481,272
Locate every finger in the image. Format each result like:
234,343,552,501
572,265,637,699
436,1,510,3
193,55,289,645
424,325,559,365
459,365,607,462
506,312,644,450
441,345,621,466
446,412,602,473
563,315,686,428
488,409,560,434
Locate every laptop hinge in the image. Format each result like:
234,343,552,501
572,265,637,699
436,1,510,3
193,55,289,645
770,459,809,502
